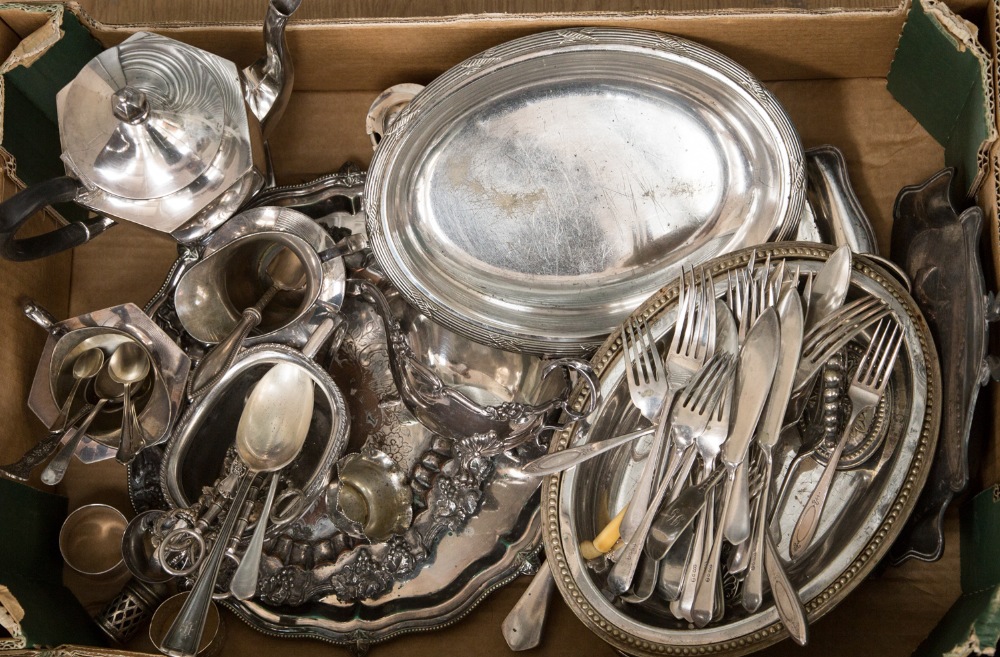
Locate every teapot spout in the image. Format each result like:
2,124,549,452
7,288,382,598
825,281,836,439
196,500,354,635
243,0,302,139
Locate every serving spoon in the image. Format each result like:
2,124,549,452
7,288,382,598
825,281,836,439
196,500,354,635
189,247,307,397
161,361,315,657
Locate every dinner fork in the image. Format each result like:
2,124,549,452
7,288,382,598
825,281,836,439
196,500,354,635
607,351,736,596
620,268,712,542
788,317,904,558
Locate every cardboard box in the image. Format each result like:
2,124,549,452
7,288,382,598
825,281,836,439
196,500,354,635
0,0,996,655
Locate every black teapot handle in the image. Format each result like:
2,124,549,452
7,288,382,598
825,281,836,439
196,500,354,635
0,176,115,261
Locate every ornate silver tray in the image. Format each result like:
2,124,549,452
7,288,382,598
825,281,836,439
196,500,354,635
366,27,805,356
542,243,940,656
221,289,553,650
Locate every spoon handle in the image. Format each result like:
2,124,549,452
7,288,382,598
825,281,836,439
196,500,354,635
53,377,85,432
41,399,107,486
231,472,279,600
161,472,254,657
115,382,142,464
0,405,93,481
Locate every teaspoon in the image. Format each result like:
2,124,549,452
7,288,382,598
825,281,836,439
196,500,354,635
109,342,150,464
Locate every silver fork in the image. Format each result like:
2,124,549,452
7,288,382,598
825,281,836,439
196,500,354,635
619,268,712,543
792,296,890,394
673,361,736,619
607,351,736,596
788,317,904,558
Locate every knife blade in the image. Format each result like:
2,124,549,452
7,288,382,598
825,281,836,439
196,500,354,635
721,307,780,469
758,289,804,450
804,244,851,332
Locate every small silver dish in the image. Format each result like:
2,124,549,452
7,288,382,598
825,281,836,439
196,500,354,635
327,450,413,542
173,206,346,350
60,503,129,579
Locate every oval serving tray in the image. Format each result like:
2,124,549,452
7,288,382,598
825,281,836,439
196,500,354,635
366,28,805,356
542,243,940,656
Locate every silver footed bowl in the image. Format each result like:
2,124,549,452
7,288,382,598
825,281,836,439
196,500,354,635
541,242,940,656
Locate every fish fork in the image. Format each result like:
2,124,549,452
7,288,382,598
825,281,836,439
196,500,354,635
792,296,890,395
620,268,713,542
607,351,736,596
789,317,904,558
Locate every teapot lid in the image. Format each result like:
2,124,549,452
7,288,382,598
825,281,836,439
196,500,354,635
57,32,243,200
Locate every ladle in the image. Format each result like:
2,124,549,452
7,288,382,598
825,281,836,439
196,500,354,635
160,361,314,657
109,342,151,464
189,247,307,396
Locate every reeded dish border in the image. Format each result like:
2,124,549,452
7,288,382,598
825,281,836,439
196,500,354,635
540,242,941,656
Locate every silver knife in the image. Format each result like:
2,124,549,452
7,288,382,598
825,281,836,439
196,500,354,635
743,289,804,613
691,308,779,627
804,245,851,332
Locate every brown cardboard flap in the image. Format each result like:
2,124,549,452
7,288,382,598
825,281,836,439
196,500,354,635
72,8,909,89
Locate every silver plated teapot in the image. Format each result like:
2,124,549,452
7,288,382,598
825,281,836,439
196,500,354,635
0,0,301,260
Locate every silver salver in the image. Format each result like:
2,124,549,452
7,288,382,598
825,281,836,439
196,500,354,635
542,243,940,656
366,27,805,356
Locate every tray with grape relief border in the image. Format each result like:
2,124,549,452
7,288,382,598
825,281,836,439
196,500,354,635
220,286,555,651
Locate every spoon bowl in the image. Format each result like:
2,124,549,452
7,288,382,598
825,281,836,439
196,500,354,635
53,347,104,430
235,361,315,471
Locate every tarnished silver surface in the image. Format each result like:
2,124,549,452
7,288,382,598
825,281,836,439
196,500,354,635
367,28,805,355
889,168,991,563
218,289,554,648
174,207,346,351
26,303,190,451
542,243,939,656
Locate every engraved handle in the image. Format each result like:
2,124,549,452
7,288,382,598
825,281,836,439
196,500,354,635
723,460,751,544
519,427,653,476
161,472,254,657
501,561,555,651
41,399,107,486
645,466,724,561
764,533,808,646
789,404,865,558
0,432,63,481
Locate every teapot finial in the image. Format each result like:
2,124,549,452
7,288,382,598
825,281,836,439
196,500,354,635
111,86,150,125
242,0,302,139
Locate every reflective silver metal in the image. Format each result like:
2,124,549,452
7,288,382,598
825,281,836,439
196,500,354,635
26,303,191,455
327,449,413,542
48,0,299,243
366,28,805,355
542,243,939,656
805,146,879,255
174,207,346,352
161,343,349,532
348,278,598,450
220,289,557,649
